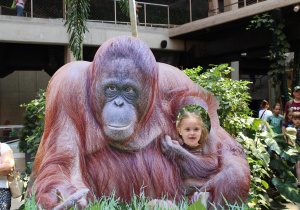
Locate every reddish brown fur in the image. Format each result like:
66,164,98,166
28,36,250,210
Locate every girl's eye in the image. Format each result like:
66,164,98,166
108,85,116,91
125,87,133,93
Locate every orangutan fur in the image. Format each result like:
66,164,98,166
28,36,250,209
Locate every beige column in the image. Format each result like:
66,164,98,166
224,0,238,12
64,46,76,64
63,0,67,20
231,61,239,80
208,0,219,16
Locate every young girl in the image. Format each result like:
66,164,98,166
177,112,209,155
282,108,294,144
267,103,283,134
259,100,272,131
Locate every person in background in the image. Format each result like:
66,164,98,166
292,112,300,188
284,86,300,113
16,0,26,17
282,108,294,145
0,143,15,209
267,103,283,134
258,100,272,131
136,3,142,26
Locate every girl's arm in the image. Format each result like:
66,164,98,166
0,150,14,176
282,125,286,139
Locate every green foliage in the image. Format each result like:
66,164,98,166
119,0,129,17
183,64,252,136
19,89,46,175
64,0,90,60
237,119,300,208
183,65,300,208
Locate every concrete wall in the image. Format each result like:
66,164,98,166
0,71,51,125
0,15,186,51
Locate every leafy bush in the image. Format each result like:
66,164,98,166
183,65,300,208
19,89,46,175
183,64,252,136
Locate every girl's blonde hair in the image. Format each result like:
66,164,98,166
177,112,209,145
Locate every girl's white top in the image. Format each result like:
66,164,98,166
0,143,12,188
259,109,272,131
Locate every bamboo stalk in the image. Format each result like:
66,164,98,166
128,0,138,38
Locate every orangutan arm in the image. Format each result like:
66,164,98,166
160,135,218,179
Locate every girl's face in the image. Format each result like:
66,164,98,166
178,118,201,147
288,112,293,121
273,106,281,115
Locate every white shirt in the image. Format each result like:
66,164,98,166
16,0,25,8
0,143,12,188
259,109,272,131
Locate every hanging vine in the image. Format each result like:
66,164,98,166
64,0,90,60
247,12,291,103
119,0,130,17
247,13,290,81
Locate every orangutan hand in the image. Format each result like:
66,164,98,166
52,188,89,210
160,135,186,158
191,191,211,207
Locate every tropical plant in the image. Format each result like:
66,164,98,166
19,89,46,175
183,65,300,208
183,64,252,136
119,0,129,17
64,0,90,60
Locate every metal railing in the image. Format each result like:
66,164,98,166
0,0,268,28
0,125,23,143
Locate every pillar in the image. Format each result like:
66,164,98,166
231,61,239,80
224,0,238,12
208,0,218,16
64,46,76,64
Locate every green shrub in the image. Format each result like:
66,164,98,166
183,65,300,208
183,64,252,136
19,89,46,175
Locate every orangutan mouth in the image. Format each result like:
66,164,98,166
108,123,132,130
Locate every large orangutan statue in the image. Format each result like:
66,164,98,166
28,36,250,209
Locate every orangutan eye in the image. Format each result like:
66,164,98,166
108,85,117,91
125,87,133,93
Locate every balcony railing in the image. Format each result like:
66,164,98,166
0,125,23,143
0,0,268,28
